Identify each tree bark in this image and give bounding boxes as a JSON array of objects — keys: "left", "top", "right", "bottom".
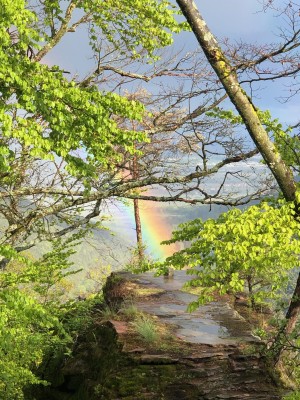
[
  {"left": 176, "top": 0, "right": 299, "bottom": 361},
  {"left": 285, "top": 273, "right": 300, "bottom": 333},
  {"left": 133, "top": 198, "right": 144, "bottom": 260},
  {"left": 176, "top": 0, "right": 296, "bottom": 202},
  {"left": 132, "top": 155, "right": 144, "bottom": 261},
  {"left": 271, "top": 272, "right": 300, "bottom": 364}
]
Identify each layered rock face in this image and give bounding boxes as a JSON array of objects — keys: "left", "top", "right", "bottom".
[{"left": 40, "top": 271, "right": 285, "bottom": 400}]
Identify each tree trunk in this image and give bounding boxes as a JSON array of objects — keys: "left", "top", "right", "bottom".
[
  {"left": 176, "top": 0, "right": 296, "bottom": 202},
  {"left": 132, "top": 154, "right": 144, "bottom": 261},
  {"left": 285, "top": 273, "right": 300, "bottom": 334},
  {"left": 271, "top": 273, "right": 300, "bottom": 364},
  {"left": 247, "top": 276, "right": 255, "bottom": 309},
  {"left": 176, "top": 0, "right": 300, "bottom": 362},
  {"left": 133, "top": 197, "right": 144, "bottom": 260}
]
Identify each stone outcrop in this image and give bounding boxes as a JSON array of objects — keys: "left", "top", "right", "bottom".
[{"left": 38, "top": 271, "right": 286, "bottom": 400}]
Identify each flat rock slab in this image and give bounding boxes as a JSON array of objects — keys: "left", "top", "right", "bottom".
[
  {"left": 103, "top": 270, "right": 285, "bottom": 399},
  {"left": 40, "top": 271, "right": 286, "bottom": 400},
  {"left": 133, "top": 271, "right": 257, "bottom": 345}
]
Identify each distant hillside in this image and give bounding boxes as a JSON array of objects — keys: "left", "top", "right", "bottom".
[{"left": 21, "top": 201, "right": 253, "bottom": 297}]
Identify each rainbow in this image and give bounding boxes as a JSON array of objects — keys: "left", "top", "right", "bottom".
[
  {"left": 125, "top": 200, "right": 182, "bottom": 260},
  {"left": 42, "top": 47, "right": 180, "bottom": 260}
]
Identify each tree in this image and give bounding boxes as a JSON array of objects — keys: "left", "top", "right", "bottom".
[
  {"left": 0, "top": 0, "right": 186, "bottom": 255},
  {"left": 162, "top": 201, "right": 300, "bottom": 310},
  {"left": 0, "top": 0, "right": 286, "bottom": 267},
  {"left": 4, "top": 1, "right": 299, "bottom": 264},
  {"left": 175, "top": 0, "right": 300, "bottom": 361},
  {"left": 3, "top": 1, "right": 268, "bottom": 395},
  {"left": 0, "top": 1, "right": 189, "bottom": 397},
  {"left": 0, "top": 41, "right": 266, "bottom": 264},
  {"left": 2, "top": 0, "right": 300, "bottom": 394}
]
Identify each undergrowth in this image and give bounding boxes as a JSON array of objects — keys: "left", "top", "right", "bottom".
[{"left": 132, "top": 316, "right": 159, "bottom": 343}]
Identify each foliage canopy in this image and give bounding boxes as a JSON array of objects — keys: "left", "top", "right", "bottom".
[
  {"left": 162, "top": 201, "right": 300, "bottom": 310},
  {"left": 1, "top": 0, "right": 185, "bottom": 177},
  {"left": 0, "top": 0, "right": 187, "bottom": 398}
]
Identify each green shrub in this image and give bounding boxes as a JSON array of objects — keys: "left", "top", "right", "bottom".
[
  {"left": 0, "top": 288, "right": 71, "bottom": 400},
  {"left": 99, "top": 306, "right": 119, "bottom": 321},
  {"left": 284, "top": 392, "right": 300, "bottom": 400}
]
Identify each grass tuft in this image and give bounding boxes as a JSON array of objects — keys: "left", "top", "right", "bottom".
[
  {"left": 133, "top": 316, "right": 159, "bottom": 342},
  {"left": 99, "top": 306, "right": 118, "bottom": 321},
  {"left": 121, "top": 303, "right": 139, "bottom": 319}
]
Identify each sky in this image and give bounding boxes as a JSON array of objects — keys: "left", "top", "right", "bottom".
[
  {"left": 183, "top": 1, "right": 299, "bottom": 124},
  {"left": 45, "top": 2, "right": 272, "bottom": 68},
  {"left": 45, "top": 0, "right": 298, "bottom": 124},
  {"left": 43, "top": 0, "right": 300, "bottom": 263},
  {"left": 199, "top": 0, "right": 273, "bottom": 39}
]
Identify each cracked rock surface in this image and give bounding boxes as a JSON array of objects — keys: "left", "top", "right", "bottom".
[{"left": 40, "top": 270, "right": 286, "bottom": 400}]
